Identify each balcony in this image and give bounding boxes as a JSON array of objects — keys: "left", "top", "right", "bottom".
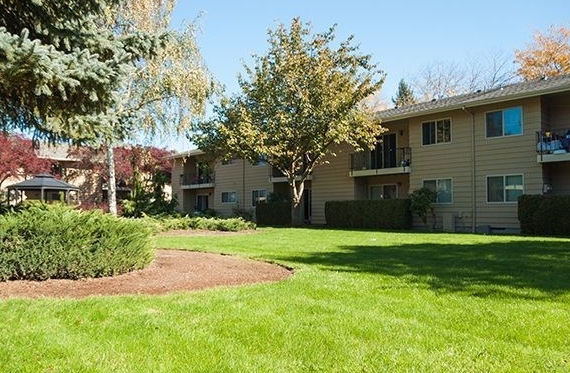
[
  {"left": 536, "top": 130, "right": 570, "bottom": 163},
  {"left": 180, "top": 173, "right": 215, "bottom": 189},
  {"left": 349, "top": 147, "right": 412, "bottom": 177}
]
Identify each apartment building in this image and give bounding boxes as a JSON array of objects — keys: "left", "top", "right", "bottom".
[{"left": 171, "top": 74, "right": 570, "bottom": 232}]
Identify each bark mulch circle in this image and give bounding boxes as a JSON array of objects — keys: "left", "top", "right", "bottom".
[{"left": 0, "top": 231, "right": 292, "bottom": 299}]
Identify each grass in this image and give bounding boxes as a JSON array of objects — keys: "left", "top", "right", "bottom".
[{"left": 1, "top": 228, "right": 570, "bottom": 372}]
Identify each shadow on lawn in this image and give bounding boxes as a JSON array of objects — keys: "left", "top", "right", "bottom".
[{"left": 276, "top": 239, "right": 570, "bottom": 299}]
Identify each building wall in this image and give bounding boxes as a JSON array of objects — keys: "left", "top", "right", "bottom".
[
  {"left": 311, "top": 143, "right": 356, "bottom": 224},
  {"left": 405, "top": 97, "right": 544, "bottom": 232}
]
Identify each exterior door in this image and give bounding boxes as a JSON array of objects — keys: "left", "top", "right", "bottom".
[{"left": 196, "top": 195, "right": 209, "bottom": 211}]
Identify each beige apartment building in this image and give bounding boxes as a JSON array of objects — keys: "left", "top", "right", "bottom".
[{"left": 171, "top": 74, "right": 570, "bottom": 233}]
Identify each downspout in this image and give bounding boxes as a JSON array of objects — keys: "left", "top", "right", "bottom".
[{"left": 462, "top": 107, "right": 477, "bottom": 233}]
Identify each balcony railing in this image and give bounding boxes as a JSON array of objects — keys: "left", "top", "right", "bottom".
[
  {"left": 180, "top": 173, "right": 215, "bottom": 188},
  {"left": 536, "top": 129, "right": 570, "bottom": 163},
  {"left": 349, "top": 147, "right": 412, "bottom": 176}
]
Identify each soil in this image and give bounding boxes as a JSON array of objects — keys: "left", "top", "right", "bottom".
[{"left": 0, "top": 230, "right": 293, "bottom": 299}]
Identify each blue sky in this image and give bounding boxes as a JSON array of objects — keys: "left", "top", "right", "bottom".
[{"left": 166, "top": 0, "right": 569, "bottom": 151}]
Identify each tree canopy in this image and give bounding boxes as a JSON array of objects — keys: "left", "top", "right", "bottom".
[
  {"left": 0, "top": 133, "right": 52, "bottom": 189},
  {"left": 191, "top": 17, "right": 385, "bottom": 224},
  {"left": 515, "top": 24, "right": 570, "bottom": 80},
  {"left": 0, "top": 0, "right": 162, "bottom": 143}
]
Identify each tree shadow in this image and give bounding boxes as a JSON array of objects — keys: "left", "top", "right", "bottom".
[{"left": 274, "top": 239, "right": 570, "bottom": 299}]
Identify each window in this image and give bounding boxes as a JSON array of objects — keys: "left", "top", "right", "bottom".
[
  {"left": 487, "top": 175, "right": 523, "bottom": 203},
  {"left": 486, "top": 107, "right": 522, "bottom": 138},
  {"left": 221, "top": 191, "right": 237, "bottom": 204},
  {"left": 369, "top": 185, "right": 398, "bottom": 200},
  {"left": 423, "top": 178, "right": 452, "bottom": 203},
  {"left": 422, "top": 119, "right": 451, "bottom": 145},
  {"left": 253, "top": 154, "right": 267, "bottom": 166},
  {"left": 251, "top": 189, "right": 267, "bottom": 206}
]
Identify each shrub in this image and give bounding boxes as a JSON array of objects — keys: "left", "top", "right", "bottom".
[
  {"left": 519, "top": 194, "right": 570, "bottom": 236},
  {"left": 0, "top": 203, "right": 153, "bottom": 281},
  {"left": 325, "top": 199, "right": 411, "bottom": 229},
  {"left": 142, "top": 215, "right": 256, "bottom": 234},
  {"left": 256, "top": 202, "right": 291, "bottom": 226}
]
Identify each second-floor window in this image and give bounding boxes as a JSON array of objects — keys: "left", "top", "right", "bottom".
[
  {"left": 423, "top": 178, "right": 452, "bottom": 204},
  {"left": 221, "top": 191, "right": 237, "bottom": 204},
  {"left": 486, "top": 107, "right": 523, "bottom": 138},
  {"left": 422, "top": 119, "right": 451, "bottom": 145}
]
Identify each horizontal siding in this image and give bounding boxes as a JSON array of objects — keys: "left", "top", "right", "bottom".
[
  {"left": 213, "top": 159, "right": 246, "bottom": 216},
  {"left": 311, "top": 144, "right": 356, "bottom": 224}
]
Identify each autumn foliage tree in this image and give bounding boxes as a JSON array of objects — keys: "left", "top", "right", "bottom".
[
  {"left": 192, "top": 18, "right": 385, "bottom": 225},
  {"left": 515, "top": 25, "right": 570, "bottom": 80},
  {"left": 0, "top": 133, "right": 52, "bottom": 190}
]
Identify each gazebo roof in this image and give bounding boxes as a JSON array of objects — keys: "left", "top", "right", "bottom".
[{"left": 7, "top": 174, "right": 79, "bottom": 191}]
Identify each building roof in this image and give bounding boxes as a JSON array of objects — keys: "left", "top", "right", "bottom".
[
  {"left": 7, "top": 174, "right": 79, "bottom": 191},
  {"left": 167, "top": 148, "right": 205, "bottom": 159},
  {"left": 377, "top": 74, "right": 570, "bottom": 122}
]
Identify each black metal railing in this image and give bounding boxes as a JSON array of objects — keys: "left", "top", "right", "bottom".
[
  {"left": 536, "top": 129, "right": 570, "bottom": 155},
  {"left": 180, "top": 173, "right": 215, "bottom": 186},
  {"left": 350, "top": 147, "right": 412, "bottom": 173}
]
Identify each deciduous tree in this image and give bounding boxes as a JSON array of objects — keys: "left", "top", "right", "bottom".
[
  {"left": 515, "top": 25, "right": 570, "bottom": 80},
  {"left": 100, "top": 0, "right": 214, "bottom": 214},
  {"left": 192, "top": 18, "right": 385, "bottom": 225},
  {"left": 0, "top": 134, "right": 52, "bottom": 190}
]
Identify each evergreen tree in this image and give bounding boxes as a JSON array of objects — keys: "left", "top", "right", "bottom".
[
  {"left": 0, "top": 0, "right": 161, "bottom": 143},
  {"left": 392, "top": 79, "right": 417, "bottom": 107}
]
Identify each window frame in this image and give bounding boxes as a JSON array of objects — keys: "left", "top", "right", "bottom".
[
  {"left": 221, "top": 191, "right": 237, "bottom": 204},
  {"left": 486, "top": 174, "right": 524, "bottom": 203},
  {"left": 423, "top": 178, "right": 453, "bottom": 204},
  {"left": 251, "top": 189, "right": 267, "bottom": 206},
  {"left": 369, "top": 184, "right": 398, "bottom": 200},
  {"left": 421, "top": 118, "right": 452, "bottom": 146},
  {"left": 485, "top": 106, "right": 523, "bottom": 139}
]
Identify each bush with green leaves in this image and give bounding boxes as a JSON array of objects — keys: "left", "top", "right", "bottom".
[
  {"left": 143, "top": 215, "right": 256, "bottom": 234},
  {"left": 519, "top": 194, "right": 570, "bottom": 236},
  {"left": 325, "top": 199, "right": 411, "bottom": 229},
  {"left": 0, "top": 203, "right": 153, "bottom": 281}
]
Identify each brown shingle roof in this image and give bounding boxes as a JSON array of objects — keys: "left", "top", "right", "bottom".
[{"left": 377, "top": 74, "right": 570, "bottom": 121}]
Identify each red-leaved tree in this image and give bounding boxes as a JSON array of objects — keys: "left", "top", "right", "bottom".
[{"left": 0, "top": 133, "right": 52, "bottom": 189}]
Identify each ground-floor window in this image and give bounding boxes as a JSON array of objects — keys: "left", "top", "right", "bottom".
[
  {"left": 369, "top": 184, "right": 398, "bottom": 200},
  {"left": 221, "top": 191, "right": 237, "bottom": 204},
  {"left": 423, "top": 178, "right": 452, "bottom": 203},
  {"left": 487, "top": 174, "right": 523, "bottom": 203},
  {"left": 251, "top": 189, "right": 267, "bottom": 206}
]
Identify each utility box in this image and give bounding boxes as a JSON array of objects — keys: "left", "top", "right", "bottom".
[{"left": 442, "top": 213, "right": 455, "bottom": 232}]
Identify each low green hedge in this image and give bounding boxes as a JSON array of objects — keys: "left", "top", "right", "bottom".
[
  {"left": 325, "top": 199, "right": 412, "bottom": 229},
  {"left": 0, "top": 203, "right": 153, "bottom": 281},
  {"left": 519, "top": 194, "right": 570, "bottom": 236},
  {"left": 256, "top": 202, "right": 291, "bottom": 226},
  {"left": 143, "top": 215, "right": 256, "bottom": 234}
]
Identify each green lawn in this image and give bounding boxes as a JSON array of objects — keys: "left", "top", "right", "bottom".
[{"left": 1, "top": 228, "right": 569, "bottom": 372}]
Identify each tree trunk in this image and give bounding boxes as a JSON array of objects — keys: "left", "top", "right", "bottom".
[
  {"left": 106, "top": 144, "right": 118, "bottom": 215},
  {"left": 289, "top": 179, "right": 305, "bottom": 226}
]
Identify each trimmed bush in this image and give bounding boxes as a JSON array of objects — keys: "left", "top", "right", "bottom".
[
  {"left": 143, "top": 215, "right": 256, "bottom": 234},
  {"left": 256, "top": 202, "right": 291, "bottom": 226},
  {"left": 325, "top": 199, "right": 412, "bottom": 229},
  {"left": 519, "top": 194, "right": 570, "bottom": 236},
  {"left": 0, "top": 203, "right": 153, "bottom": 281}
]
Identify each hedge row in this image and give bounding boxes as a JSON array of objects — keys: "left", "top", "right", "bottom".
[
  {"left": 0, "top": 203, "right": 153, "bottom": 281},
  {"left": 518, "top": 194, "right": 570, "bottom": 236},
  {"left": 256, "top": 202, "right": 291, "bottom": 226},
  {"left": 143, "top": 215, "right": 256, "bottom": 233},
  {"left": 325, "top": 199, "right": 412, "bottom": 229}
]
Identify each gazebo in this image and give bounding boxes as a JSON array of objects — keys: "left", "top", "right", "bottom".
[{"left": 7, "top": 174, "right": 79, "bottom": 204}]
